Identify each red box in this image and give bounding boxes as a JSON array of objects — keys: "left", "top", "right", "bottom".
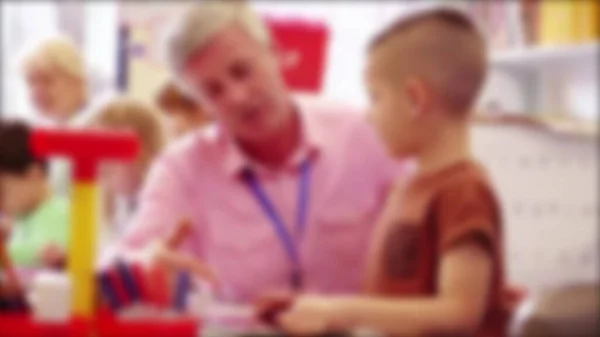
[{"left": 265, "top": 17, "right": 330, "bottom": 94}]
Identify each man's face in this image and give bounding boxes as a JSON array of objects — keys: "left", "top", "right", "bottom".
[
  {"left": 182, "top": 25, "right": 289, "bottom": 142},
  {"left": 0, "top": 168, "right": 41, "bottom": 216},
  {"left": 25, "top": 64, "right": 82, "bottom": 122}
]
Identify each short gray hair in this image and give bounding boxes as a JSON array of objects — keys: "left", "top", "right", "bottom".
[{"left": 165, "top": 1, "right": 271, "bottom": 75}]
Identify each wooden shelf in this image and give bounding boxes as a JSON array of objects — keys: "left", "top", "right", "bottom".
[
  {"left": 490, "top": 42, "right": 599, "bottom": 72},
  {"left": 474, "top": 113, "right": 598, "bottom": 140}
]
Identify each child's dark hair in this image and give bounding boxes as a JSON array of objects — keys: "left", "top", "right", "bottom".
[{"left": 0, "top": 120, "right": 48, "bottom": 175}]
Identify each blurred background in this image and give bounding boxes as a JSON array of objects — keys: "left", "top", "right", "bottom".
[{"left": 1, "top": 0, "right": 598, "bottom": 295}]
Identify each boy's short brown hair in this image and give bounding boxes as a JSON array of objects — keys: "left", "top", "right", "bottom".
[
  {"left": 369, "top": 8, "right": 487, "bottom": 115},
  {"left": 90, "top": 97, "right": 165, "bottom": 177},
  {"left": 0, "top": 120, "right": 48, "bottom": 175},
  {"left": 155, "top": 81, "right": 200, "bottom": 114}
]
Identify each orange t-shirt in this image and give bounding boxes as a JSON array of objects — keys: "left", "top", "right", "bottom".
[{"left": 366, "top": 160, "right": 508, "bottom": 337}]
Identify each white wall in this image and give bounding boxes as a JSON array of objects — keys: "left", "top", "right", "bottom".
[
  {"left": 480, "top": 61, "right": 598, "bottom": 120},
  {"left": 0, "top": 1, "right": 119, "bottom": 119},
  {"left": 252, "top": 1, "right": 411, "bottom": 110},
  {"left": 473, "top": 125, "right": 598, "bottom": 290},
  {"left": 1, "top": 2, "right": 60, "bottom": 120},
  {"left": 254, "top": 1, "right": 598, "bottom": 119},
  {"left": 5, "top": 1, "right": 594, "bottom": 120},
  {"left": 83, "top": 2, "right": 119, "bottom": 94}
]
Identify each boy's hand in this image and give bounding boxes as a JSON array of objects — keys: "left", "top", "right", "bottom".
[
  {"left": 39, "top": 243, "right": 65, "bottom": 269},
  {"left": 254, "top": 290, "right": 295, "bottom": 325},
  {"left": 278, "top": 296, "right": 340, "bottom": 335},
  {"left": 0, "top": 217, "right": 12, "bottom": 242},
  {"left": 0, "top": 271, "right": 22, "bottom": 298},
  {"left": 1, "top": 218, "right": 22, "bottom": 298}
]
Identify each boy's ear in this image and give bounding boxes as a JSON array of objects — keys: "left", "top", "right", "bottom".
[{"left": 405, "top": 77, "right": 431, "bottom": 118}]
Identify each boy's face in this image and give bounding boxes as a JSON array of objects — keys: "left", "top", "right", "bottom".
[
  {"left": 164, "top": 108, "right": 211, "bottom": 139},
  {"left": 366, "top": 48, "right": 445, "bottom": 159},
  {"left": 101, "top": 162, "right": 140, "bottom": 197},
  {"left": 0, "top": 167, "right": 43, "bottom": 216},
  {"left": 365, "top": 61, "right": 421, "bottom": 158},
  {"left": 97, "top": 126, "right": 143, "bottom": 197}
]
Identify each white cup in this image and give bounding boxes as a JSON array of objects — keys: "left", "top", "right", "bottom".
[
  {"left": 27, "top": 271, "right": 71, "bottom": 322},
  {"left": 186, "top": 284, "right": 213, "bottom": 317}
]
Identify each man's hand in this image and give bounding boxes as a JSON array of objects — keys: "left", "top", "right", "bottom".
[
  {"left": 98, "top": 219, "right": 219, "bottom": 311},
  {"left": 278, "top": 296, "right": 341, "bottom": 335},
  {"left": 143, "top": 219, "right": 219, "bottom": 286}
]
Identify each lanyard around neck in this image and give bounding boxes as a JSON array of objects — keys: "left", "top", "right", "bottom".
[{"left": 241, "top": 160, "right": 311, "bottom": 288}]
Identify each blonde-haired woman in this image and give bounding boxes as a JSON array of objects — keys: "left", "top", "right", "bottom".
[
  {"left": 22, "top": 35, "right": 113, "bottom": 197},
  {"left": 21, "top": 35, "right": 107, "bottom": 126},
  {"left": 90, "top": 97, "right": 166, "bottom": 243}
]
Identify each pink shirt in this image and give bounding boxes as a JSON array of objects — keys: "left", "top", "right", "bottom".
[{"left": 120, "top": 98, "right": 403, "bottom": 302}]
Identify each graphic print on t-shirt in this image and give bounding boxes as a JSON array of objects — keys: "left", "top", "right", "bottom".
[{"left": 382, "top": 221, "right": 424, "bottom": 279}]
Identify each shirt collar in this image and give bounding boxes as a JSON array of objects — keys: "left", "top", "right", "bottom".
[{"left": 221, "top": 97, "right": 326, "bottom": 178}]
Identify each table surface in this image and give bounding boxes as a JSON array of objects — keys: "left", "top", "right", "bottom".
[
  {"left": 1, "top": 281, "right": 379, "bottom": 337},
  {"left": 202, "top": 328, "right": 352, "bottom": 337}
]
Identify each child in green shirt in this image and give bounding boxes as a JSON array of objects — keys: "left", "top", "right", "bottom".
[{"left": 0, "top": 121, "right": 69, "bottom": 268}]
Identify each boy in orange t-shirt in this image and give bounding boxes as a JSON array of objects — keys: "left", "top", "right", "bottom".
[{"left": 272, "top": 7, "right": 508, "bottom": 337}]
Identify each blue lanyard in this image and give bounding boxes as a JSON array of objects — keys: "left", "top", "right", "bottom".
[{"left": 242, "top": 160, "right": 311, "bottom": 289}]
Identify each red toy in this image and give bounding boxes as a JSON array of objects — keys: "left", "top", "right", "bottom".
[{"left": 0, "top": 129, "right": 199, "bottom": 337}]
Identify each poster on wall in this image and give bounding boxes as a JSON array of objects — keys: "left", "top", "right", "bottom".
[
  {"left": 266, "top": 17, "right": 329, "bottom": 94},
  {"left": 118, "top": 4, "right": 330, "bottom": 102}
]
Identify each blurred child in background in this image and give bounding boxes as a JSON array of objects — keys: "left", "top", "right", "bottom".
[
  {"left": 21, "top": 35, "right": 115, "bottom": 198},
  {"left": 155, "top": 80, "right": 213, "bottom": 140},
  {"left": 273, "top": 7, "right": 508, "bottom": 337},
  {"left": 0, "top": 121, "right": 69, "bottom": 270},
  {"left": 1, "top": 214, "right": 28, "bottom": 312},
  {"left": 89, "top": 97, "right": 166, "bottom": 245},
  {"left": 21, "top": 36, "right": 89, "bottom": 126}
]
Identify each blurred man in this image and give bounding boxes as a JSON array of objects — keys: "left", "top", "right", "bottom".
[
  {"left": 0, "top": 121, "right": 68, "bottom": 269},
  {"left": 113, "top": 1, "right": 403, "bottom": 303}
]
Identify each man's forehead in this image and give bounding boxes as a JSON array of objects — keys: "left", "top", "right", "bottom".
[
  {"left": 26, "top": 61, "right": 56, "bottom": 76},
  {"left": 184, "top": 25, "right": 254, "bottom": 72}
]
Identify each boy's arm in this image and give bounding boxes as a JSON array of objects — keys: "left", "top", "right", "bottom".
[
  {"left": 32, "top": 203, "right": 69, "bottom": 268},
  {"left": 335, "top": 242, "right": 492, "bottom": 336},
  {"left": 281, "top": 180, "right": 499, "bottom": 336},
  {"left": 49, "top": 203, "right": 69, "bottom": 247},
  {"left": 1, "top": 223, "right": 23, "bottom": 296},
  {"left": 280, "top": 243, "right": 492, "bottom": 336},
  {"left": 6, "top": 233, "right": 39, "bottom": 266}
]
